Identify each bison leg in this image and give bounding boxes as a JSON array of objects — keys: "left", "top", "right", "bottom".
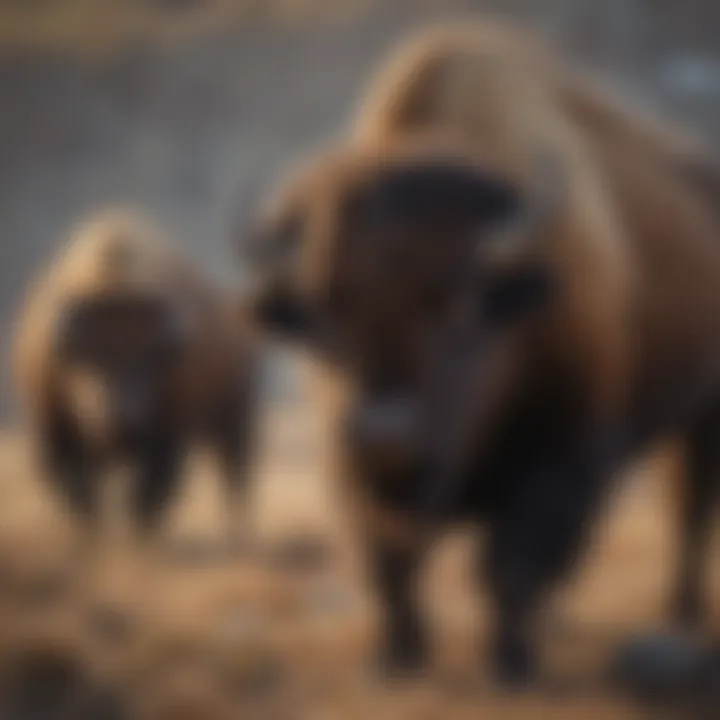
[
  {"left": 41, "top": 410, "right": 100, "bottom": 551},
  {"left": 367, "top": 538, "right": 427, "bottom": 678},
  {"left": 216, "top": 405, "right": 254, "bottom": 554},
  {"left": 131, "top": 433, "right": 182, "bottom": 546},
  {"left": 671, "top": 410, "right": 720, "bottom": 627},
  {"left": 484, "top": 468, "right": 602, "bottom": 687}
]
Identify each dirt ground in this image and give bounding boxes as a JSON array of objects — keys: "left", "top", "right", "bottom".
[{"left": 0, "top": 401, "right": 717, "bottom": 719}]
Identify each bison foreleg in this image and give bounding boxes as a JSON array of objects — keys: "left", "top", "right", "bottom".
[
  {"left": 132, "top": 433, "right": 183, "bottom": 546},
  {"left": 41, "top": 410, "right": 99, "bottom": 544},
  {"left": 484, "top": 465, "right": 603, "bottom": 686},
  {"left": 367, "top": 537, "right": 428, "bottom": 678},
  {"left": 215, "top": 386, "right": 256, "bottom": 554},
  {"left": 671, "top": 407, "right": 720, "bottom": 628}
]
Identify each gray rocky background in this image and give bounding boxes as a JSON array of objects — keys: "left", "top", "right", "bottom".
[{"left": 2, "top": 0, "right": 719, "bottom": 415}]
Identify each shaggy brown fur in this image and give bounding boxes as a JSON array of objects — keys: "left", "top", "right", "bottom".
[
  {"left": 13, "top": 209, "right": 257, "bottom": 551},
  {"left": 247, "top": 20, "right": 720, "bottom": 684}
]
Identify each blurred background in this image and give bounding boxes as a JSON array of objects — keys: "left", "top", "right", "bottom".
[
  {"left": 0, "top": 2, "right": 718, "bottom": 718},
  {"left": 3, "top": 0, "right": 720, "bottom": 415}
]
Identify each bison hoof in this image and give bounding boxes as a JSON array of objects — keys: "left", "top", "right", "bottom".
[
  {"left": 671, "top": 588, "right": 703, "bottom": 629},
  {"left": 374, "top": 637, "right": 428, "bottom": 681},
  {"left": 492, "top": 636, "right": 536, "bottom": 690}
]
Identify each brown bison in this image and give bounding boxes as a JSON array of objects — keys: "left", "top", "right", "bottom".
[
  {"left": 244, "top": 21, "right": 720, "bottom": 685},
  {"left": 13, "top": 209, "right": 257, "bottom": 555}
]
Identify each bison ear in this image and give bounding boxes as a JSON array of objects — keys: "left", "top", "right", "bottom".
[
  {"left": 355, "top": 160, "right": 521, "bottom": 228},
  {"left": 483, "top": 264, "right": 556, "bottom": 326},
  {"left": 238, "top": 207, "right": 314, "bottom": 341},
  {"left": 251, "top": 280, "right": 316, "bottom": 342}
]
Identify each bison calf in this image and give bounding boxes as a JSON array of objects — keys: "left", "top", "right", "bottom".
[{"left": 13, "top": 209, "right": 257, "bottom": 556}]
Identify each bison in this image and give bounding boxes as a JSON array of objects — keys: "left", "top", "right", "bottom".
[
  {"left": 13, "top": 209, "right": 258, "bottom": 558},
  {"left": 243, "top": 21, "right": 720, "bottom": 685}
]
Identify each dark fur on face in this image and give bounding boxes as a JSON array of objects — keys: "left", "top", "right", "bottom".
[
  {"left": 54, "top": 292, "right": 191, "bottom": 439},
  {"left": 347, "top": 158, "right": 521, "bottom": 230},
  {"left": 250, "top": 152, "right": 557, "bottom": 491},
  {"left": 56, "top": 293, "right": 188, "bottom": 368}
]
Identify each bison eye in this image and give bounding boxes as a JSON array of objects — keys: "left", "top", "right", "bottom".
[
  {"left": 421, "top": 279, "right": 456, "bottom": 316},
  {"left": 326, "top": 281, "right": 353, "bottom": 319},
  {"left": 253, "top": 282, "right": 317, "bottom": 344},
  {"left": 483, "top": 265, "right": 556, "bottom": 326}
]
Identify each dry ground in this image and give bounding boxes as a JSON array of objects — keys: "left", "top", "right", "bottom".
[{"left": 0, "top": 401, "right": 717, "bottom": 719}]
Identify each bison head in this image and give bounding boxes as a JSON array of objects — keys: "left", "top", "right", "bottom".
[
  {"left": 53, "top": 291, "right": 194, "bottom": 441},
  {"left": 243, "top": 145, "right": 563, "bottom": 516}
]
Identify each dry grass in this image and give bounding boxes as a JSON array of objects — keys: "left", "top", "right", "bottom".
[{"left": 0, "top": 404, "right": 716, "bottom": 718}]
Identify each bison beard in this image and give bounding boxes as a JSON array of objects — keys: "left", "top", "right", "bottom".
[{"left": 415, "top": 262, "right": 556, "bottom": 520}]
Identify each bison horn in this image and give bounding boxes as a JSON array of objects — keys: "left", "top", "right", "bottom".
[{"left": 483, "top": 150, "right": 565, "bottom": 259}]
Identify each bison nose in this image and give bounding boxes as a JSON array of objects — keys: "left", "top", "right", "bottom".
[
  {"left": 112, "top": 382, "right": 153, "bottom": 438},
  {"left": 347, "top": 397, "right": 418, "bottom": 471}
]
